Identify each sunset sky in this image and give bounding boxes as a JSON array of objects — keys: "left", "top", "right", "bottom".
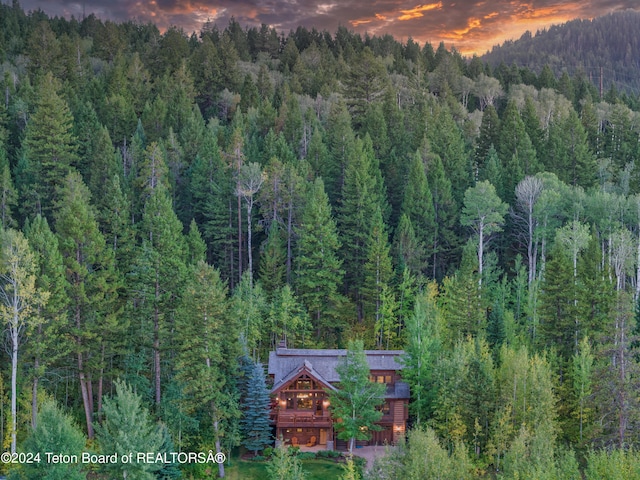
[{"left": 18, "top": 0, "right": 640, "bottom": 55}]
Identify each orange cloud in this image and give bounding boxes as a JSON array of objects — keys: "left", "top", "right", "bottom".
[
  {"left": 351, "top": 18, "right": 372, "bottom": 27},
  {"left": 398, "top": 2, "right": 443, "bottom": 21}
]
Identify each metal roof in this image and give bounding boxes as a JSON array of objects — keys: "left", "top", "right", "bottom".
[{"left": 268, "top": 347, "right": 406, "bottom": 391}]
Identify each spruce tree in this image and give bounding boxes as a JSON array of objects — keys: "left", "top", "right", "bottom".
[
  {"left": 425, "top": 150, "right": 457, "bottom": 280},
  {"left": 241, "top": 361, "right": 272, "bottom": 456},
  {"left": 427, "top": 104, "right": 470, "bottom": 204},
  {"left": 538, "top": 241, "right": 580, "bottom": 361}
]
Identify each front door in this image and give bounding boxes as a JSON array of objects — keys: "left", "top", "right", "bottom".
[{"left": 319, "top": 428, "right": 327, "bottom": 445}]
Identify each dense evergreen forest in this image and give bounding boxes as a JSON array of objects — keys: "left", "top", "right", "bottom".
[
  {"left": 2, "top": 1, "right": 640, "bottom": 477},
  {"left": 483, "top": 10, "right": 640, "bottom": 96}
]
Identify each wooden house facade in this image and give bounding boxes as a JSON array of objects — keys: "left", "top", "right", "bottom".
[{"left": 267, "top": 346, "right": 410, "bottom": 449}]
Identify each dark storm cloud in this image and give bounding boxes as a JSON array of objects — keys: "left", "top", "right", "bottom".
[{"left": 19, "top": 0, "right": 640, "bottom": 54}]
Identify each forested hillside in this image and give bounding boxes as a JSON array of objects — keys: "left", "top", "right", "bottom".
[
  {"left": 2, "top": 1, "right": 640, "bottom": 478},
  {"left": 483, "top": 10, "right": 640, "bottom": 96}
]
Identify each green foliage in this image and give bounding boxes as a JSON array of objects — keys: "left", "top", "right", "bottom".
[
  {"left": 586, "top": 448, "right": 640, "bottom": 480},
  {"left": 402, "top": 427, "right": 473, "bottom": 480},
  {"left": 10, "top": 400, "right": 86, "bottom": 480},
  {"left": 241, "top": 361, "right": 272, "bottom": 455},
  {"left": 296, "top": 178, "right": 344, "bottom": 342},
  {"left": 266, "top": 442, "right": 306, "bottom": 480},
  {"left": 329, "top": 339, "right": 385, "bottom": 453},
  {"left": 95, "top": 380, "right": 163, "bottom": 480},
  {"left": 20, "top": 73, "right": 77, "bottom": 219}
]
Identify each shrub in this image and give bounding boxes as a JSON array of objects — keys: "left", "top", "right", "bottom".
[
  {"left": 263, "top": 447, "right": 274, "bottom": 458},
  {"left": 298, "top": 452, "right": 317, "bottom": 460}
]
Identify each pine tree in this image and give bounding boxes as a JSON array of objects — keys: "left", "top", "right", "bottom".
[
  {"left": 393, "top": 213, "right": 426, "bottom": 275},
  {"left": 474, "top": 104, "right": 500, "bottom": 177},
  {"left": 339, "top": 137, "right": 384, "bottom": 313},
  {"left": 402, "top": 284, "right": 442, "bottom": 425},
  {"left": 241, "top": 361, "right": 272, "bottom": 456},
  {"left": 401, "top": 150, "right": 435, "bottom": 277},
  {"left": 362, "top": 207, "right": 394, "bottom": 343},
  {"left": 538, "top": 241, "right": 580, "bottom": 361},
  {"left": 55, "top": 171, "right": 121, "bottom": 438},
  {"left": 17, "top": 400, "right": 86, "bottom": 480},
  {"left": 189, "top": 125, "right": 235, "bottom": 280},
  {"left": 427, "top": 104, "right": 470, "bottom": 204},
  {"left": 498, "top": 100, "right": 537, "bottom": 203},
  {"left": 133, "top": 185, "right": 187, "bottom": 408},
  {"left": 0, "top": 153, "right": 16, "bottom": 228},
  {"left": 95, "top": 380, "right": 163, "bottom": 480},
  {"left": 296, "top": 178, "right": 344, "bottom": 341},
  {"left": 259, "top": 223, "right": 287, "bottom": 296},
  {"left": 425, "top": 145, "right": 457, "bottom": 279},
  {"left": 545, "top": 110, "right": 596, "bottom": 188},
  {"left": 21, "top": 72, "right": 78, "bottom": 219},
  {"left": 23, "top": 215, "right": 69, "bottom": 429},
  {"left": 176, "top": 260, "right": 239, "bottom": 478},
  {"left": 325, "top": 101, "right": 356, "bottom": 204}
]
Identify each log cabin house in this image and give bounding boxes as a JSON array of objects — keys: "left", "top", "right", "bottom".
[{"left": 267, "top": 345, "right": 410, "bottom": 450}]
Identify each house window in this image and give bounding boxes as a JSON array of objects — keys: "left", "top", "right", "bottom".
[{"left": 296, "top": 393, "right": 313, "bottom": 410}]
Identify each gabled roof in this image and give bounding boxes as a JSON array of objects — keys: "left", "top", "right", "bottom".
[
  {"left": 268, "top": 348, "right": 405, "bottom": 389},
  {"left": 271, "top": 359, "right": 338, "bottom": 393}
]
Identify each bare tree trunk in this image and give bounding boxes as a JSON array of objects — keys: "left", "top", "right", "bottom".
[
  {"left": 98, "top": 343, "right": 105, "bottom": 413},
  {"left": 154, "top": 276, "right": 161, "bottom": 406},
  {"left": 237, "top": 195, "right": 243, "bottom": 282},
  {"left": 214, "top": 417, "right": 225, "bottom": 478},
  {"left": 11, "top": 327, "right": 18, "bottom": 454},
  {"left": 31, "top": 357, "right": 39, "bottom": 429},
  {"left": 247, "top": 199, "right": 253, "bottom": 286}
]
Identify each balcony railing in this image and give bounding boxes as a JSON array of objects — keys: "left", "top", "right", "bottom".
[{"left": 276, "top": 412, "right": 332, "bottom": 427}]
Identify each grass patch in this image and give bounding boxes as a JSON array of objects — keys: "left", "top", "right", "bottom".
[{"left": 224, "top": 458, "right": 345, "bottom": 480}]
